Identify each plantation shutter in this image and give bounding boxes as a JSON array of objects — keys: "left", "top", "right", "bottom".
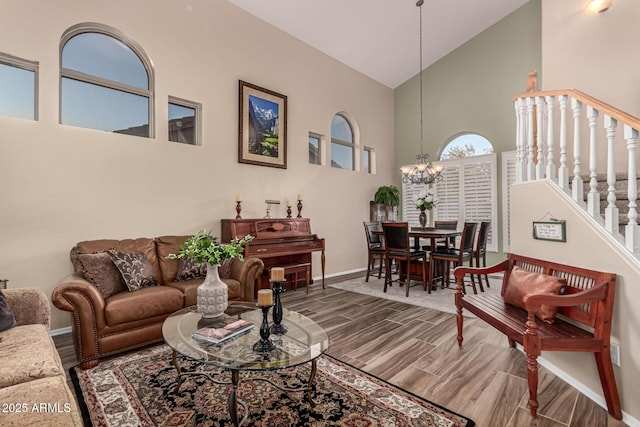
[
  {"left": 402, "top": 182, "right": 427, "bottom": 227},
  {"left": 433, "top": 165, "right": 461, "bottom": 223},
  {"left": 502, "top": 151, "right": 517, "bottom": 252}
]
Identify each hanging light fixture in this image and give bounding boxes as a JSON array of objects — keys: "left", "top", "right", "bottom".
[{"left": 401, "top": 0, "right": 443, "bottom": 186}]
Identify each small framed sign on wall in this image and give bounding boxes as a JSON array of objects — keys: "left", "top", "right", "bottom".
[{"left": 532, "top": 221, "right": 566, "bottom": 242}]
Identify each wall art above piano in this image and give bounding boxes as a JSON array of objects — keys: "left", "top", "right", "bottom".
[{"left": 238, "top": 80, "right": 287, "bottom": 169}]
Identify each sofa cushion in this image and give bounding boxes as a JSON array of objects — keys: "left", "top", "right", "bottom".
[
  {"left": 155, "top": 235, "right": 190, "bottom": 284},
  {"left": 503, "top": 266, "right": 566, "bottom": 324},
  {"left": 0, "top": 324, "right": 63, "bottom": 388},
  {"left": 104, "top": 285, "right": 184, "bottom": 326},
  {"left": 0, "top": 376, "right": 83, "bottom": 426},
  {"left": 77, "top": 252, "right": 125, "bottom": 299},
  {"left": 108, "top": 250, "right": 158, "bottom": 292},
  {"left": 0, "top": 290, "right": 16, "bottom": 332},
  {"left": 167, "top": 277, "right": 242, "bottom": 307},
  {"left": 176, "top": 257, "right": 207, "bottom": 281}
]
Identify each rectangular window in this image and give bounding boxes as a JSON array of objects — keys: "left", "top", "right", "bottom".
[
  {"left": 0, "top": 53, "right": 38, "bottom": 120},
  {"left": 169, "top": 97, "right": 201, "bottom": 145},
  {"left": 363, "top": 147, "right": 373, "bottom": 173},
  {"left": 331, "top": 142, "right": 354, "bottom": 170},
  {"left": 309, "top": 133, "right": 321, "bottom": 165}
]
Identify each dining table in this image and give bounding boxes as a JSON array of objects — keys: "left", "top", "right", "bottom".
[{"left": 373, "top": 226, "right": 462, "bottom": 290}]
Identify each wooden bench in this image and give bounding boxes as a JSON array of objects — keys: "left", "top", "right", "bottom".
[
  {"left": 453, "top": 253, "right": 622, "bottom": 420},
  {"left": 269, "top": 263, "right": 312, "bottom": 294}
]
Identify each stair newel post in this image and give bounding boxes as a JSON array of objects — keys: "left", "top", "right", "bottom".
[
  {"left": 604, "top": 115, "right": 619, "bottom": 234},
  {"left": 558, "top": 95, "right": 569, "bottom": 190},
  {"left": 571, "top": 98, "right": 584, "bottom": 202},
  {"left": 515, "top": 98, "right": 527, "bottom": 183},
  {"left": 545, "top": 96, "right": 557, "bottom": 182},
  {"left": 526, "top": 97, "right": 536, "bottom": 181},
  {"left": 535, "top": 96, "right": 546, "bottom": 180},
  {"left": 587, "top": 106, "right": 600, "bottom": 218},
  {"left": 624, "top": 125, "right": 640, "bottom": 253}
]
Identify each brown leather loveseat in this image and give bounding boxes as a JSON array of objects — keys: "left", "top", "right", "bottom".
[{"left": 52, "top": 235, "right": 264, "bottom": 369}]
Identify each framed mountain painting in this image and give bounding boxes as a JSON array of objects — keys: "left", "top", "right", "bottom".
[{"left": 238, "top": 80, "right": 287, "bottom": 169}]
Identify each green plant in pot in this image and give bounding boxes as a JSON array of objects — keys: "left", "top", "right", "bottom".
[
  {"left": 168, "top": 230, "right": 253, "bottom": 318},
  {"left": 373, "top": 185, "right": 400, "bottom": 221}
]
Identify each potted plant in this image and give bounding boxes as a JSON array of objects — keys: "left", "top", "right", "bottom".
[
  {"left": 372, "top": 185, "right": 400, "bottom": 221},
  {"left": 169, "top": 230, "right": 253, "bottom": 318}
]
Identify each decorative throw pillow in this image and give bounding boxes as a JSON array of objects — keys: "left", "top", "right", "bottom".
[
  {"left": 219, "top": 259, "right": 233, "bottom": 279},
  {"left": 107, "top": 250, "right": 157, "bottom": 292},
  {"left": 77, "top": 252, "right": 126, "bottom": 299},
  {"left": 503, "top": 265, "right": 566, "bottom": 324},
  {"left": 175, "top": 258, "right": 207, "bottom": 281},
  {"left": 0, "top": 290, "right": 17, "bottom": 332}
]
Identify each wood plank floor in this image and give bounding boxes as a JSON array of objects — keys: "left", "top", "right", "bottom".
[{"left": 53, "top": 275, "right": 626, "bottom": 426}]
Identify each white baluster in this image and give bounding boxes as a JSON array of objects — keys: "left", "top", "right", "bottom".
[
  {"left": 624, "top": 125, "right": 640, "bottom": 253},
  {"left": 545, "top": 95, "right": 556, "bottom": 181},
  {"left": 535, "top": 96, "right": 545, "bottom": 179},
  {"left": 515, "top": 99, "right": 523, "bottom": 183},
  {"left": 587, "top": 106, "right": 599, "bottom": 217},
  {"left": 604, "top": 115, "right": 618, "bottom": 234},
  {"left": 526, "top": 97, "right": 535, "bottom": 181},
  {"left": 571, "top": 98, "right": 583, "bottom": 202},
  {"left": 517, "top": 98, "right": 528, "bottom": 183},
  {"left": 558, "top": 95, "right": 569, "bottom": 190}
]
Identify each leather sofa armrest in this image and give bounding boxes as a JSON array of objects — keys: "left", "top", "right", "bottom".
[
  {"left": 229, "top": 257, "right": 264, "bottom": 303},
  {"left": 4, "top": 288, "right": 51, "bottom": 328},
  {"left": 51, "top": 273, "right": 107, "bottom": 332}
]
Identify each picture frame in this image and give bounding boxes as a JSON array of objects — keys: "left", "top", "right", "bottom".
[
  {"left": 532, "top": 221, "right": 566, "bottom": 242},
  {"left": 238, "top": 80, "right": 287, "bottom": 169}
]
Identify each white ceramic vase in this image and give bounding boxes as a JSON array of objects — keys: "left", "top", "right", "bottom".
[{"left": 197, "top": 263, "right": 228, "bottom": 318}]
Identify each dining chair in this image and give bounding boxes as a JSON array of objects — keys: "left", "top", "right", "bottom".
[
  {"left": 381, "top": 222, "right": 429, "bottom": 296},
  {"left": 429, "top": 221, "right": 478, "bottom": 293},
  {"left": 434, "top": 220, "right": 458, "bottom": 249},
  {"left": 471, "top": 221, "right": 491, "bottom": 291},
  {"left": 363, "top": 221, "right": 385, "bottom": 282}
]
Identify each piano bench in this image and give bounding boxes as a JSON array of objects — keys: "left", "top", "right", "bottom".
[{"left": 272, "top": 263, "right": 312, "bottom": 294}]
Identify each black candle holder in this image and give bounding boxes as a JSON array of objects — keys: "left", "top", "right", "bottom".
[
  {"left": 270, "top": 280, "right": 288, "bottom": 335},
  {"left": 297, "top": 200, "right": 303, "bottom": 218},
  {"left": 235, "top": 201, "right": 242, "bottom": 219},
  {"left": 253, "top": 305, "right": 275, "bottom": 352}
]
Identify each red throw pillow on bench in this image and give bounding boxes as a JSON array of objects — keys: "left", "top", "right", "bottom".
[{"left": 503, "top": 266, "right": 566, "bottom": 324}]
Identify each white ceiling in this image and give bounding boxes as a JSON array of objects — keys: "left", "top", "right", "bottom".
[{"left": 227, "top": 0, "right": 530, "bottom": 88}]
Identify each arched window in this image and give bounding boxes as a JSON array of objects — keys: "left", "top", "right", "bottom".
[
  {"left": 440, "top": 133, "right": 493, "bottom": 160},
  {"left": 60, "top": 23, "right": 154, "bottom": 137},
  {"left": 330, "top": 114, "right": 355, "bottom": 170}
]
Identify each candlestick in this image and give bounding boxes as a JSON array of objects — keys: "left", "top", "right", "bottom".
[
  {"left": 257, "top": 289, "right": 273, "bottom": 306},
  {"left": 297, "top": 194, "right": 303, "bottom": 201},
  {"left": 235, "top": 194, "right": 242, "bottom": 202},
  {"left": 235, "top": 201, "right": 242, "bottom": 219},
  {"left": 286, "top": 206, "right": 292, "bottom": 218},
  {"left": 270, "top": 279, "right": 288, "bottom": 335},
  {"left": 286, "top": 200, "right": 292, "bottom": 207},
  {"left": 297, "top": 200, "right": 303, "bottom": 219},
  {"left": 253, "top": 305, "right": 275, "bottom": 352},
  {"left": 271, "top": 267, "right": 285, "bottom": 282}
]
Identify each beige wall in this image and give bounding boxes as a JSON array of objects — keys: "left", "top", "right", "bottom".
[
  {"left": 511, "top": 181, "right": 640, "bottom": 421},
  {"left": 0, "top": 0, "right": 395, "bottom": 329}
]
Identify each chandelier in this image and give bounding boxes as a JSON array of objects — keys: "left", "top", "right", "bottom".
[{"left": 401, "top": 0, "right": 443, "bottom": 186}]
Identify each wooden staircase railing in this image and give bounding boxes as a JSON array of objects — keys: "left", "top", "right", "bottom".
[{"left": 513, "top": 76, "right": 640, "bottom": 255}]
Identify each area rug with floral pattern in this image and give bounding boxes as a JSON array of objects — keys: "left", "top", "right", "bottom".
[{"left": 71, "top": 344, "right": 474, "bottom": 426}]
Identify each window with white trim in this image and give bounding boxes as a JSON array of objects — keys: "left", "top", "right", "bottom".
[
  {"left": 330, "top": 114, "right": 354, "bottom": 170},
  {"left": 60, "top": 24, "right": 154, "bottom": 137},
  {"left": 0, "top": 52, "right": 38, "bottom": 120},
  {"left": 502, "top": 151, "right": 517, "bottom": 252},
  {"left": 403, "top": 153, "right": 499, "bottom": 252},
  {"left": 168, "top": 97, "right": 200, "bottom": 145},
  {"left": 309, "top": 132, "right": 322, "bottom": 165}
]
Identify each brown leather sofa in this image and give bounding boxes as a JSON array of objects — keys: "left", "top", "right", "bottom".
[{"left": 52, "top": 235, "right": 264, "bottom": 369}]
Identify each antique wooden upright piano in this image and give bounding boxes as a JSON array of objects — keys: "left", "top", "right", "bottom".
[{"left": 221, "top": 218, "right": 325, "bottom": 293}]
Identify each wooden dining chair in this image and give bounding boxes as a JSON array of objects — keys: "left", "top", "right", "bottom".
[
  {"left": 471, "top": 221, "right": 491, "bottom": 291},
  {"left": 429, "top": 221, "right": 478, "bottom": 293},
  {"left": 363, "top": 221, "right": 385, "bottom": 282},
  {"left": 381, "top": 222, "right": 429, "bottom": 296}
]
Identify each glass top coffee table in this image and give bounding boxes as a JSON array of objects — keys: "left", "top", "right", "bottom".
[{"left": 162, "top": 303, "right": 330, "bottom": 426}]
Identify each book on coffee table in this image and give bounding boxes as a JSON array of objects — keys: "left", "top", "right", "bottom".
[{"left": 192, "top": 319, "right": 254, "bottom": 344}]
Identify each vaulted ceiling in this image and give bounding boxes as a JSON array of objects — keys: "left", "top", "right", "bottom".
[{"left": 228, "top": 0, "right": 530, "bottom": 88}]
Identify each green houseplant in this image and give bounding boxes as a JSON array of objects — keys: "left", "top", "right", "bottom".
[
  {"left": 169, "top": 230, "right": 253, "bottom": 318},
  {"left": 372, "top": 185, "right": 401, "bottom": 221}
]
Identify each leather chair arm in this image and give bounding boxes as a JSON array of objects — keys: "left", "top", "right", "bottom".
[
  {"left": 229, "top": 257, "right": 264, "bottom": 302},
  {"left": 51, "top": 273, "right": 107, "bottom": 332},
  {"left": 4, "top": 288, "right": 51, "bottom": 328}
]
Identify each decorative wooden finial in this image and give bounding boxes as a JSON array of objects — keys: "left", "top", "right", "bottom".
[{"left": 526, "top": 70, "right": 538, "bottom": 92}]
